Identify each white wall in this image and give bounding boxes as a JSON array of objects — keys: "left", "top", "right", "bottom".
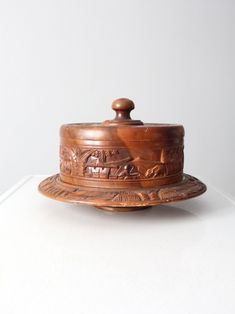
[{"left": 0, "top": 0, "right": 234, "bottom": 196}]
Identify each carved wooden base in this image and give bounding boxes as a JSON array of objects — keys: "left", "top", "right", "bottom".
[{"left": 38, "top": 174, "right": 206, "bottom": 211}]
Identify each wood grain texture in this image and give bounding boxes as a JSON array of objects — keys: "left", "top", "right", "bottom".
[
  {"left": 39, "top": 98, "right": 206, "bottom": 211},
  {"left": 39, "top": 174, "right": 206, "bottom": 211}
]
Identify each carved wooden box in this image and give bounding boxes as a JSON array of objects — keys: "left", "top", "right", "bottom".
[{"left": 39, "top": 98, "right": 206, "bottom": 211}]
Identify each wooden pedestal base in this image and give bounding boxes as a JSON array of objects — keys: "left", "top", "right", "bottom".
[{"left": 95, "top": 205, "right": 152, "bottom": 212}]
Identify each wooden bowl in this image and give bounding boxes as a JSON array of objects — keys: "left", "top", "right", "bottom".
[{"left": 38, "top": 98, "right": 206, "bottom": 211}]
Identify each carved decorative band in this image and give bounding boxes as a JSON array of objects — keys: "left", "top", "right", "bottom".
[
  {"left": 59, "top": 145, "right": 184, "bottom": 186},
  {"left": 39, "top": 174, "right": 206, "bottom": 206}
]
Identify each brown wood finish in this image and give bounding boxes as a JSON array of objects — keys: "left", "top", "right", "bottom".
[{"left": 39, "top": 98, "right": 206, "bottom": 211}]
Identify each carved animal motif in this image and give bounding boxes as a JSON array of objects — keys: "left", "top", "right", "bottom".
[{"left": 60, "top": 146, "right": 184, "bottom": 180}]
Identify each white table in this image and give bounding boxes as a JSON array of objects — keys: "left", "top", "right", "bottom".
[{"left": 0, "top": 176, "right": 235, "bottom": 314}]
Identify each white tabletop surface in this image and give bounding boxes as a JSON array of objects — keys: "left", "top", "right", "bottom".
[{"left": 0, "top": 176, "right": 235, "bottom": 314}]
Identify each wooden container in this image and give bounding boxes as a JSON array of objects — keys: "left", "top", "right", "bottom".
[{"left": 39, "top": 98, "right": 206, "bottom": 211}]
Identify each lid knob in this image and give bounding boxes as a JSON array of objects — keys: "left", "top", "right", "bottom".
[
  {"left": 103, "top": 98, "right": 143, "bottom": 126},
  {"left": 112, "top": 98, "right": 135, "bottom": 121}
]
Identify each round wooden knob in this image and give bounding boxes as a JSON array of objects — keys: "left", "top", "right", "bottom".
[
  {"left": 102, "top": 98, "right": 143, "bottom": 125},
  {"left": 112, "top": 98, "right": 135, "bottom": 121}
]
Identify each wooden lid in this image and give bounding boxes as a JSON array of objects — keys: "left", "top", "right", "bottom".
[
  {"left": 60, "top": 98, "right": 184, "bottom": 143},
  {"left": 58, "top": 98, "right": 184, "bottom": 190}
]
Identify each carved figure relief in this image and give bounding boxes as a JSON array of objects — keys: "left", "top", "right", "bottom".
[{"left": 60, "top": 145, "right": 184, "bottom": 180}]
